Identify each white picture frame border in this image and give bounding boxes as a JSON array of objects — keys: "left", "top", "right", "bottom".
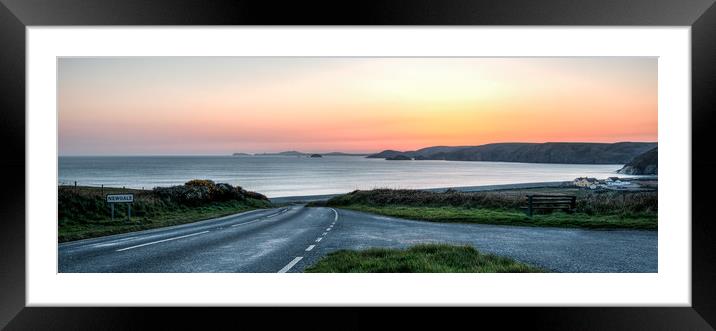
[{"left": 27, "top": 26, "right": 689, "bottom": 306}]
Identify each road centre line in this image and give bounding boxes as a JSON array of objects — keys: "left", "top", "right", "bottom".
[
  {"left": 115, "top": 231, "right": 210, "bottom": 252},
  {"left": 315, "top": 237, "right": 323, "bottom": 242},
  {"left": 331, "top": 208, "right": 339, "bottom": 222},
  {"left": 322, "top": 232, "right": 328, "bottom": 236},
  {"left": 305, "top": 245, "right": 315, "bottom": 251},
  {"left": 278, "top": 256, "right": 303, "bottom": 273},
  {"left": 326, "top": 228, "right": 331, "bottom": 231}
]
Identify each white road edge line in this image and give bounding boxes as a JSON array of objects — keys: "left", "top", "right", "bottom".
[
  {"left": 265, "top": 209, "right": 285, "bottom": 218},
  {"left": 278, "top": 256, "right": 303, "bottom": 273},
  {"left": 115, "top": 231, "right": 210, "bottom": 252},
  {"left": 230, "top": 209, "right": 284, "bottom": 227},
  {"left": 89, "top": 233, "right": 167, "bottom": 248},
  {"left": 315, "top": 237, "right": 323, "bottom": 242},
  {"left": 59, "top": 208, "right": 272, "bottom": 249},
  {"left": 305, "top": 245, "right": 315, "bottom": 251},
  {"left": 231, "top": 218, "right": 264, "bottom": 227}
]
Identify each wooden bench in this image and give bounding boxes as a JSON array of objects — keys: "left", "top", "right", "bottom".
[{"left": 523, "top": 194, "right": 576, "bottom": 217}]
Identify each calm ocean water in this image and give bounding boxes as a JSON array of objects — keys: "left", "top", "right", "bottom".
[{"left": 58, "top": 156, "right": 638, "bottom": 198}]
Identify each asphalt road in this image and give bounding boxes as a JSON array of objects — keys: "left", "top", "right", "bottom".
[{"left": 59, "top": 205, "right": 657, "bottom": 273}]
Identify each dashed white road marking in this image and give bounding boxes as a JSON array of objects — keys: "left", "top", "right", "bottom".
[
  {"left": 322, "top": 232, "right": 328, "bottom": 236},
  {"left": 305, "top": 245, "right": 315, "bottom": 251},
  {"left": 278, "top": 256, "right": 303, "bottom": 273},
  {"left": 331, "top": 208, "right": 339, "bottom": 222},
  {"left": 315, "top": 237, "right": 323, "bottom": 242},
  {"left": 115, "top": 231, "right": 209, "bottom": 252},
  {"left": 326, "top": 228, "right": 331, "bottom": 231}
]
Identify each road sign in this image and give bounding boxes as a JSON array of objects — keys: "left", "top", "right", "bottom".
[
  {"left": 106, "top": 194, "right": 134, "bottom": 221},
  {"left": 107, "top": 194, "right": 134, "bottom": 203}
]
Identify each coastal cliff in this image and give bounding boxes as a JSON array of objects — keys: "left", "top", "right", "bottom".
[
  {"left": 617, "top": 147, "right": 657, "bottom": 175},
  {"left": 368, "top": 142, "right": 657, "bottom": 164}
]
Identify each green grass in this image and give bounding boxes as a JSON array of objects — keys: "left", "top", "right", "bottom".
[
  {"left": 59, "top": 200, "right": 267, "bottom": 242},
  {"left": 337, "top": 204, "right": 656, "bottom": 230},
  {"left": 314, "top": 187, "right": 658, "bottom": 215},
  {"left": 310, "top": 187, "right": 658, "bottom": 230},
  {"left": 58, "top": 183, "right": 272, "bottom": 242},
  {"left": 305, "top": 243, "right": 543, "bottom": 273}
]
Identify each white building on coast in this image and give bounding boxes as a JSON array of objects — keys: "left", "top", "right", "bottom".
[{"left": 573, "top": 177, "right": 635, "bottom": 190}]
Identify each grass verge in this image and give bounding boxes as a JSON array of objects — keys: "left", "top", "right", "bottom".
[
  {"left": 338, "top": 204, "right": 657, "bottom": 230},
  {"left": 59, "top": 200, "right": 266, "bottom": 242},
  {"left": 305, "top": 243, "right": 543, "bottom": 273},
  {"left": 58, "top": 181, "right": 272, "bottom": 242},
  {"left": 310, "top": 188, "right": 657, "bottom": 230}
]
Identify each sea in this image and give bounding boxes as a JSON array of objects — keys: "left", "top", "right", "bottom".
[{"left": 58, "top": 155, "right": 641, "bottom": 198}]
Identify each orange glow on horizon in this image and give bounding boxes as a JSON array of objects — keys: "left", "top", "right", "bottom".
[{"left": 58, "top": 57, "right": 657, "bottom": 155}]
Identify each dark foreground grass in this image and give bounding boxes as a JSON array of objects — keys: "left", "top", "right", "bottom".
[
  {"left": 305, "top": 244, "right": 543, "bottom": 273},
  {"left": 340, "top": 205, "right": 657, "bottom": 230}
]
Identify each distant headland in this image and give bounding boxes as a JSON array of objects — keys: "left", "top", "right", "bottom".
[
  {"left": 232, "top": 142, "right": 657, "bottom": 165},
  {"left": 233, "top": 151, "right": 371, "bottom": 157},
  {"left": 367, "top": 142, "right": 657, "bottom": 165}
]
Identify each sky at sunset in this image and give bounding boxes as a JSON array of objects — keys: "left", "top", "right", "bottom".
[{"left": 58, "top": 57, "right": 657, "bottom": 155}]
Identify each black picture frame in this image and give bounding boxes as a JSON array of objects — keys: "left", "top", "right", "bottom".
[{"left": 1, "top": 0, "right": 715, "bottom": 329}]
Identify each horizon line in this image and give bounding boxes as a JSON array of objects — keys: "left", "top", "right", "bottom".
[{"left": 59, "top": 140, "right": 658, "bottom": 157}]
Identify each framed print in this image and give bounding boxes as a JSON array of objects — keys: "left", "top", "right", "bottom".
[{"left": 1, "top": 0, "right": 715, "bottom": 329}]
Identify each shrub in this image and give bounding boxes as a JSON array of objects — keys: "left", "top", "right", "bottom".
[
  {"left": 325, "top": 188, "right": 523, "bottom": 209},
  {"left": 576, "top": 191, "right": 657, "bottom": 215},
  {"left": 239, "top": 188, "right": 269, "bottom": 202},
  {"left": 185, "top": 179, "right": 216, "bottom": 188},
  {"left": 152, "top": 180, "right": 269, "bottom": 206}
]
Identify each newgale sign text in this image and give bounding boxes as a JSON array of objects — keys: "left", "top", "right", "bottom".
[{"left": 106, "top": 194, "right": 134, "bottom": 203}]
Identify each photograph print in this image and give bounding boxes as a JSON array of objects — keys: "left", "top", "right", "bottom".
[{"left": 57, "top": 57, "right": 658, "bottom": 273}]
